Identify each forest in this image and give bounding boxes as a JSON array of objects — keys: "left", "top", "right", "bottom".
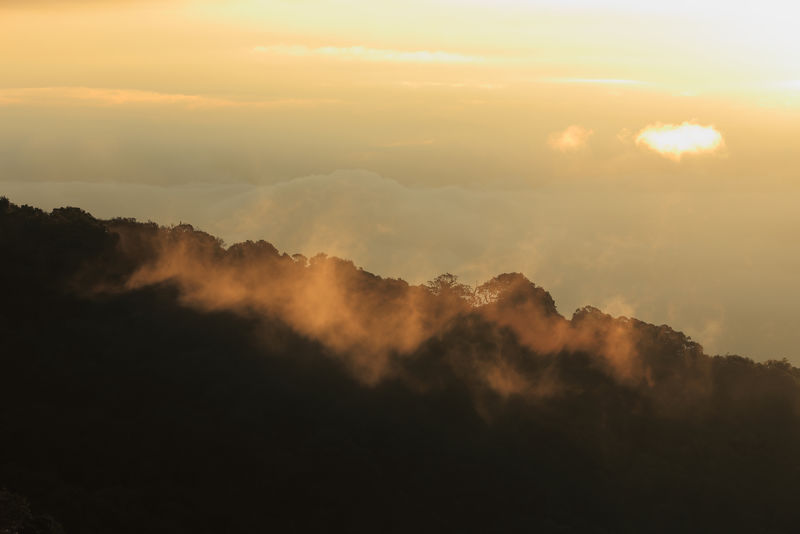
[{"left": 2, "top": 196, "right": 800, "bottom": 533}]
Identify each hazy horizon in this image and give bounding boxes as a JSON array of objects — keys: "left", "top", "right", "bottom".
[{"left": 3, "top": 0, "right": 800, "bottom": 362}]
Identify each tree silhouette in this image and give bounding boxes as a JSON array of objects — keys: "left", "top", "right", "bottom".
[
  {"left": 425, "top": 273, "right": 474, "bottom": 300},
  {"left": 3, "top": 197, "right": 800, "bottom": 533}
]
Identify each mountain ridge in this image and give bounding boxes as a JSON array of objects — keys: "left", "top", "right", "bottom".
[{"left": 2, "top": 196, "right": 800, "bottom": 533}]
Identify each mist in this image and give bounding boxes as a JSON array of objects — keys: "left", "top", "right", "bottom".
[
  {"left": 5, "top": 197, "right": 800, "bottom": 532},
  {"left": 113, "top": 225, "right": 658, "bottom": 397},
  {"left": 5, "top": 172, "right": 800, "bottom": 364}
]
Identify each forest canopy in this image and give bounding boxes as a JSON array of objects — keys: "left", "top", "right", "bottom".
[{"left": 2, "top": 196, "right": 800, "bottom": 533}]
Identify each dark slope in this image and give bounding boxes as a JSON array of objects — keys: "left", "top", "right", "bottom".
[{"left": 2, "top": 197, "right": 800, "bottom": 533}]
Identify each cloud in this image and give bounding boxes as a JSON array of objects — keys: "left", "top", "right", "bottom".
[
  {"left": 601, "top": 295, "right": 636, "bottom": 318},
  {"left": 635, "top": 121, "right": 724, "bottom": 160},
  {"left": 253, "top": 44, "right": 484, "bottom": 64},
  {"left": 397, "top": 81, "right": 504, "bottom": 89},
  {"left": 547, "top": 125, "right": 594, "bottom": 152},
  {"left": 108, "top": 220, "right": 649, "bottom": 389},
  {"left": 544, "top": 78, "right": 649, "bottom": 86},
  {"left": 0, "top": 87, "right": 337, "bottom": 109}
]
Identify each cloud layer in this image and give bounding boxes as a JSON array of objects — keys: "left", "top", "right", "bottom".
[
  {"left": 7, "top": 169, "right": 800, "bottom": 364},
  {"left": 253, "top": 44, "right": 483, "bottom": 64},
  {"left": 0, "top": 87, "right": 337, "bottom": 109}
]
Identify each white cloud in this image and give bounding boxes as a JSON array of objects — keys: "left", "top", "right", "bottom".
[{"left": 635, "top": 121, "right": 723, "bottom": 160}]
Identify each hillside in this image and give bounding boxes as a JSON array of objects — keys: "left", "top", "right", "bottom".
[{"left": 2, "top": 197, "right": 800, "bottom": 533}]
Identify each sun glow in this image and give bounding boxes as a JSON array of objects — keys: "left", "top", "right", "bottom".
[{"left": 635, "top": 122, "right": 724, "bottom": 160}]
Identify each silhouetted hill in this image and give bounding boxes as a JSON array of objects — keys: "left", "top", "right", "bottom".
[{"left": 2, "top": 196, "right": 800, "bottom": 533}]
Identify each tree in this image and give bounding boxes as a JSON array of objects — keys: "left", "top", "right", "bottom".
[{"left": 424, "top": 273, "right": 474, "bottom": 301}]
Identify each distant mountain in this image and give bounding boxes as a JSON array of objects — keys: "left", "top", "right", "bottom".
[{"left": 2, "top": 196, "right": 800, "bottom": 533}]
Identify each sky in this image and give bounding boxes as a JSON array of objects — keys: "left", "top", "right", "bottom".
[{"left": 2, "top": 0, "right": 800, "bottom": 361}]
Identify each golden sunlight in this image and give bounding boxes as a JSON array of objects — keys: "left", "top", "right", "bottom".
[
  {"left": 635, "top": 121, "right": 724, "bottom": 160},
  {"left": 6, "top": 1, "right": 800, "bottom": 530}
]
